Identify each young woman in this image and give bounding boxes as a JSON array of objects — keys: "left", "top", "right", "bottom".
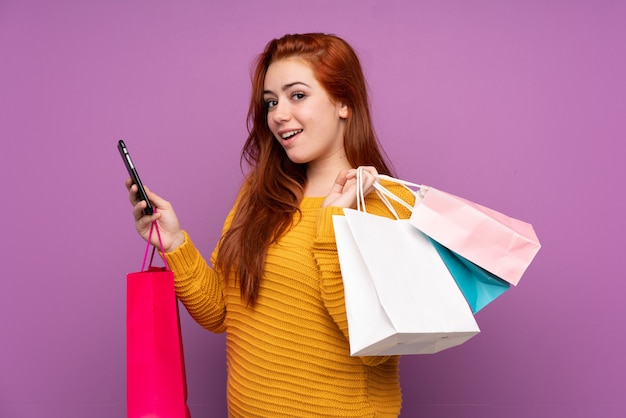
[{"left": 127, "top": 33, "right": 414, "bottom": 417}]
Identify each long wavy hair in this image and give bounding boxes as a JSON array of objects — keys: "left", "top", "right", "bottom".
[{"left": 215, "top": 33, "right": 394, "bottom": 305}]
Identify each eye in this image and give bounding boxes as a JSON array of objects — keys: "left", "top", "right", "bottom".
[
  {"left": 264, "top": 98, "right": 278, "bottom": 110},
  {"left": 291, "top": 91, "right": 306, "bottom": 101}
]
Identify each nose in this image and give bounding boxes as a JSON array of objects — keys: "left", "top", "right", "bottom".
[{"left": 271, "top": 100, "right": 291, "bottom": 124}]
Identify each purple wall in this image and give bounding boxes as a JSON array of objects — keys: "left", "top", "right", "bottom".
[{"left": 1, "top": 0, "right": 624, "bottom": 417}]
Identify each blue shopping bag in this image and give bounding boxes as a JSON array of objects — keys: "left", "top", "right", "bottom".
[{"left": 429, "top": 238, "right": 510, "bottom": 313}]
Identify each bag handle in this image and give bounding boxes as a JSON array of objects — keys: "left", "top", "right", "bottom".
[
  {"left": 140, "top": 209, "right": 170, "bottom": 272},
  {"left": 356, "top": 167, "right": 426, "bottom": 219},
  {"left": 373, "top": 180, "right": 416, "bottom": 214},
  {"left": 376, "top": 175, "right": 430, "bottom": 216},
  {"left": 356, "top": 166, "right": 367, "bottom": 212},
  {"left": 356, "top": 167, "right": 397, "bottom": 215},
  {"left": 377, "top": 174, "right": 424, "bottom": 192}
]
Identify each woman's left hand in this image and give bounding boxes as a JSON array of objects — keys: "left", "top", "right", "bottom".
[{"left": 322, "top": 166, "right": 378, "bottom": 208}]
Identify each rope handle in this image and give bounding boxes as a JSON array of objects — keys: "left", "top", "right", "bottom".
[
  {"left": 377, "top": 174, "right": 424, "bottom": 192},
  {"left": 140, "top": 208, "right": 170, "bottom": 272},
  {"left": 355, "top": 168, "right": 428, "bottom": 220}
]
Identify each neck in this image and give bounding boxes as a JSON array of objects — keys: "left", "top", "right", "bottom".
[{"left": 304, "top": 156, "right": 352, "bottom": 197}]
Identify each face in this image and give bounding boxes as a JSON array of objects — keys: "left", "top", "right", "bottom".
[{"left": 263, "top": 58, "right": 349, "bottom": 166}]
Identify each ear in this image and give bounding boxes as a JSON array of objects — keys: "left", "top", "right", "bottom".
[{"left": 338, "top": 102, "right": 349, "bottom": 119}]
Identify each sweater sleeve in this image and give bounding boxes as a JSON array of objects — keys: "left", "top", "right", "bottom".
[
  {"left": 312, "top": 183, "right": 415, "bottom": 366},
  {"left": 165, "top": 231, "right": 227, "bottom": 333}
]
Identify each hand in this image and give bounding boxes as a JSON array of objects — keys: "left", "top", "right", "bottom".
[
  {"left": 126, "top": 178, "right": 185, "bottom": 252},
  {"left": 322, "top": 166, "right": 378, "bottom": 209}
]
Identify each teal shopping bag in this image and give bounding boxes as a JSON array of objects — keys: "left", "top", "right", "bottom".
[{"left": 429, "top": 238, "right": 510, "bottom": 313}]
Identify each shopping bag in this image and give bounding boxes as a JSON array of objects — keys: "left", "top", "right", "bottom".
[
  {"left": 334, "top": 212, "right": 480, "bottom": 356},
  {"left": 127, "top": 220, "right": 191, "bottom": 418},
  {"left": 372, "top": 176, "right": 514, "bottom": 312},
  {"left": 333, "top": 169, "right": 480, "bottom": 356},
  {"left": 408, "top": 185, "right": 541, "bottom": 286},
  {"left": 429, "top": 238, "right": 510, "bottom": 313}
]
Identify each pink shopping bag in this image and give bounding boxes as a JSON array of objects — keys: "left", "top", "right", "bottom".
[
  {"left": 409, "top": 186, "right": 541, "bottom": 286},
  {"left": 127, "top": 220, "right": 191, "bottom": 418}
]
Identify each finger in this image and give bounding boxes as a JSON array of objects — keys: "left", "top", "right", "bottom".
[
  {"left": 132, "top": 200, "right": 148, "bottom": 221},
  {"left": 134, "top": 202, "right": 160, "bottom": 225},
  {"left": 362, "top": 170, "right": 377, "bottom": 184},
  {"left": 361, "top": 166, "right": 378, "bottom": 180},
  {"left": 357, "top": 166, "right": 378, "bottom": 178},
  {"left": 128, "top": 183, "right": 141, "bottom": 206},
  {"left": 132, "top": 198, "right": 161, "bottom": 221},
  {"left": 355, "top": 167, "right": 379, "bottom": 197},
  {"left": 343, "top": 168, "right": 357, "bottom": 180},
  {"left": 365, "top": 166, "right": 379, "bottom": 177},
  {"left": 363, "top": 172, "right": 378, "bottom": 190},
  {"left": 143, "top": 186, "right": 171, "bottom": 211},
  {"left": 328, "top": 169, "right": 350, "bottom": 194}
]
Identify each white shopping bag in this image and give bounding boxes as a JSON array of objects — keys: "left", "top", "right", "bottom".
[{"left": 333, "top": 209, "right": 480, "bottom": 356}]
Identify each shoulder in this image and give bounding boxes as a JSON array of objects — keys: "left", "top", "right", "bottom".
[
  {"left": 364, "top": 180, "right": 416, "bottom": 219},
  {"left": 380, "top": 180, "right": 417, "bottom": 206}
]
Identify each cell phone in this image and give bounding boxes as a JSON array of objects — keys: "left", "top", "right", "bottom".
[{"left": 118, "top": 139, "right": 154, "bottom": 215}]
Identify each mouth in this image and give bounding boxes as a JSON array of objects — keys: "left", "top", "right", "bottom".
[{"left": 281, "top": 129, "right": 303, "bottom": 140}]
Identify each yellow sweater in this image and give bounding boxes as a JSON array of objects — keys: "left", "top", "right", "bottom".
[{"left": 166, "top": 184, "right": 414, "bottom": 417}]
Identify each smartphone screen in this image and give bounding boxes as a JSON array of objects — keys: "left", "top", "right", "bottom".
[{"left": 118, "top": 140, "right": 154, "bottom": 215}]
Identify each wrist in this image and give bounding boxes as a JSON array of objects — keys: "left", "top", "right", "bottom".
[{"left": 167, "top": 231, "right": 186, "bottom": 253}]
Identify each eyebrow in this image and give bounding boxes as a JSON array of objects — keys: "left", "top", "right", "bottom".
[{"left": 263, "top": 81, "right": 311, "bottom": 96}]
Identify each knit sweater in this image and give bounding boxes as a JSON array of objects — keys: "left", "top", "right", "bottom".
[{"left": 166, "top": 183, "right": 414, "bottom": 417}]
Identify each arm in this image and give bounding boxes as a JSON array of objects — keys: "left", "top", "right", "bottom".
[
  {"left": 313, "top": 206, "right": 393, "bottom": 366},
  {"left": 126, "top": 179, "right": 227, "bottom": 333},
  {"left": 165, "top": 232, "right": 227, "bottom": 333},
  {"left": 314, "top": 172, "right": 415, "bottom": 366}
]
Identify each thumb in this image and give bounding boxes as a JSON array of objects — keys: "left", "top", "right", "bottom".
[{"left": 143, "top": 186, "right": 171, "bottom": 210}]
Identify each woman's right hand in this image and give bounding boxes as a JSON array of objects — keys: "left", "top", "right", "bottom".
[
  {"left": 126, "top": 178, "right": 185, "bottom": 253},
  {"left": 322, "top": 166, "right": 378, "bottom": 209}
]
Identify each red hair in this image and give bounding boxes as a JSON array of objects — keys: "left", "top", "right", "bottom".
[{"left": 215, "top": 33, "right": 394, "bottom": 305}]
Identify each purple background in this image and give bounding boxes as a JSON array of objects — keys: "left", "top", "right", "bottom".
[{"left": 1, "top": 0, "right": 624, "bottom": 417}]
